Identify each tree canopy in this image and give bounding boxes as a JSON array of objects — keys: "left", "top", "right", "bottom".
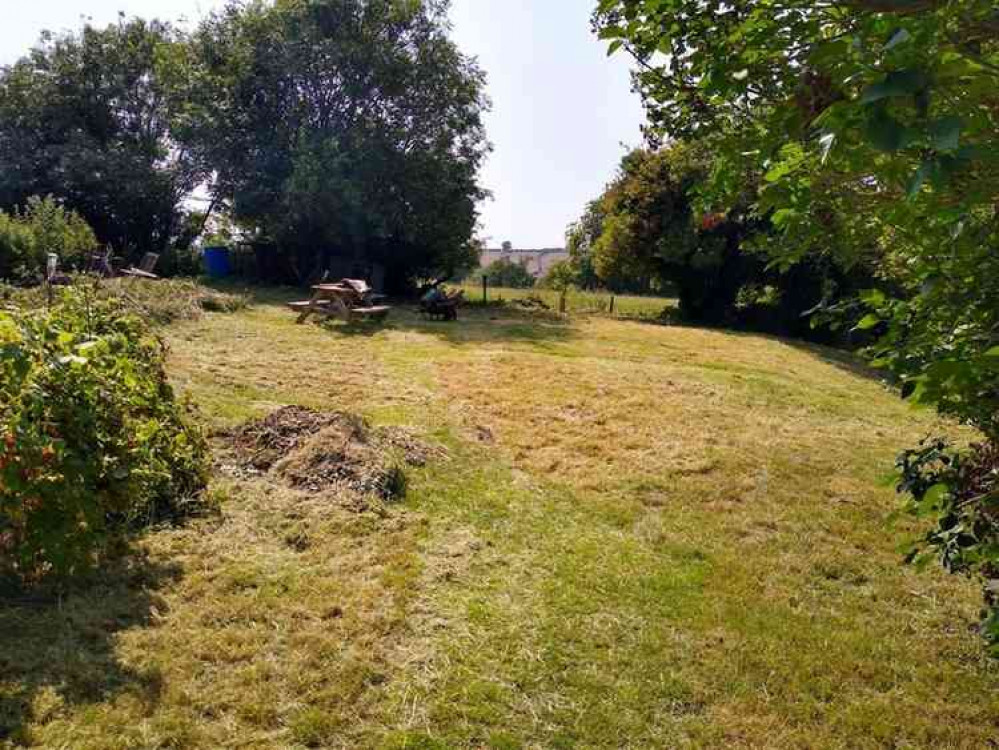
[
  {"left": 0, "top": 0, "right": 489, "bottom": 288},
  {"left": 568, "top": 143, "right": 877, "bottom": 334},
  {"left": 187, "top": 0, "right": 489, "bottom": 289},
  {"left": 0, "top": 18, "right": 203, "bottom": 260}
]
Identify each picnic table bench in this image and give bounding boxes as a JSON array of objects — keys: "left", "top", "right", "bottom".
[{"left": 289, "top": 279, "right": 391, "bottom": 324}]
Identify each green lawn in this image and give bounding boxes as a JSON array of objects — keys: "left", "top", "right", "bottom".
[
  {"left": 455, "top": 283, "right": 676, "bottom": 319},
  {"left": 3, "top": 293, "right": 997, "bottom": 749}
]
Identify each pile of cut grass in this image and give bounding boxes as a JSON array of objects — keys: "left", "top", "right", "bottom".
[{"left": 224, "top": 405, "right": 441, "bottom": 501}]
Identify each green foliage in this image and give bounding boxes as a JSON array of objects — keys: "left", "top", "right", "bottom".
[
  {"left": 571, "top": 144, "right": 869, "bottom": 332},
  {"left": 594, "top": 0, "right": 999, "bottom": 644},
  {"left": 898, "top": 440, "right": 999, "bottom": 653},
  {"left": 0, "top": 197, "right": 98, "bottom": 281},
  {"left": 565, "top": 201, "right": 606, "bottom": 290},
  {"left": 0, "top": 18, "right": 205, "bottom": 261},
  {"left": 188, "top": 0, "right": 490, "bottom": 290},
  {"left": 0, "top": 288, "right": 209, "bottom": 582},
  {"left": 483, "top": 257, "right": 536, "bottom": 289},
  {"left": 589, "top": 144, "right": 759, "bottom": 323},
  {"left": 538, "top": 260, "right": 579, "bottom": 291}
]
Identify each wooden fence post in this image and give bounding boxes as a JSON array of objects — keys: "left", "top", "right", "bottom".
[
  {"left": 609, "top": 295, "right": 616, "bottom": 315},
  {"left": 482, "top": 275, "right": 488, "bottom": 304},
  {"left": 559, "top": 290, "right": 567, "bottom": 314}
]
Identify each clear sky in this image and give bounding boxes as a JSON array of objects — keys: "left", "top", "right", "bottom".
[{"left": 0, "top": 0, "right": 645, "bottom": 249}]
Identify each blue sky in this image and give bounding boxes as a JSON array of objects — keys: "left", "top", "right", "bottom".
[{"left": 0, "top": 0, "right": 645, "bottom": 248}]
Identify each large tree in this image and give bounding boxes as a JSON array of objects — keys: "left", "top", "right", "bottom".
[
  {"left": 188, "top": 0, "right": 490, "bottom": 290},
  {"left": 0, "top": 18, "right": 204, "bottom": 260},
  {"left": 570, "top": 144, "right": 874, "bottom": 332},
  {"left": 594, "top": 0, "right": 999, "bottom": 648}
]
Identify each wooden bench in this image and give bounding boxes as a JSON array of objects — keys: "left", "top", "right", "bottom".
[{"left": 351, "top": 305, "right": 391, "bottom": 322}]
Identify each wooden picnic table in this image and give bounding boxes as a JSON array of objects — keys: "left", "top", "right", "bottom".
[{"left": 289, "top": 280, "right": 391, "bottom": 324}]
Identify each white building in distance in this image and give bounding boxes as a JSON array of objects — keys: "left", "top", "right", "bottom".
[{"left": 479, "top": 241, "right": 569, "bottom": 279}]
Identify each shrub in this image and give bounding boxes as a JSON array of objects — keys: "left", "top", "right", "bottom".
[
  {"left": 0, "top": 288, "right": 209, "bottom": 582},
  {"left": 0, "top": 196, "right": 98, "bottom": 281},
  {"left": 898, "top": 440, "right": 999, "bottom": 654},
  {"left": 484, "top": 257, "right": 536, "bottom": 289},
  {"left": 538, "top": 260, "right": 579, "bottom": 291}
]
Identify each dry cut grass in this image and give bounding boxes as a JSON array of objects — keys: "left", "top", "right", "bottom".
[{"left": 2, "top": 295, "right": 996, "bottom": 749}]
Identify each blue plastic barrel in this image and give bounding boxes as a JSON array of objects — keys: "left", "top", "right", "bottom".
[{"left": 203, "top": 246, "right": 231, "bottom": 278}]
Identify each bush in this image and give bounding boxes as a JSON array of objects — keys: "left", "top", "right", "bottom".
[
  {"left": 0, "top": 196, "right": 98, "bottom": 281},
  {"left": 898, "top": 439, "right": 999, "bottom": 654},
  {"left": 484, "top": 257, "right": 536, "bottom": 289},
  {"left": 538, "top": 260, "right": 579, "bottom": 291},
  {"left": 0, "top": 288, "right": 209, "bottom": 582}
]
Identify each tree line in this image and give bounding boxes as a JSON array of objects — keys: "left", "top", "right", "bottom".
[{"left": 0, "top": 0, "right": 489, "bottom": 291}]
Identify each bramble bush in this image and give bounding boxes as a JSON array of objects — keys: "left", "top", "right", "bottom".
[
  {"left": 898, "top": 440, "right": 999, "bottom": 652},
  {"left": 0, "top": 288, "right": 209, "bottom": 583},
  {"left": 0, "top": 196, "right": 98, "bottom": 281}
]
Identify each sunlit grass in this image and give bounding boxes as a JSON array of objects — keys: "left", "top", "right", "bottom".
[
  {"left": 3, "top": 297, "right": 996, "bottom": 748},
  {"left": 455, "top": 282, "right": 676, "bottom": 319}
]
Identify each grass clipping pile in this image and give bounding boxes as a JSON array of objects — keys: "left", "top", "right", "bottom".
[{"left": 225, "top": 406, "right": 443, "bottom": 507}]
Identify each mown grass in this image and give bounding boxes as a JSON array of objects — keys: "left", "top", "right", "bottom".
[
  {"left": 455, "top": 283, "right": 676, "bottom": 319},
  {"left": 2, "top": 293, "right": 997, "bottom": 749}
]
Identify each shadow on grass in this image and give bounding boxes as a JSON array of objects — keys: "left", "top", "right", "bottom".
[
  {"left": 631, "top": 313, "right": 889, "bottom": 385},
  {"left": 0, "top": 555, "right": 181, "bottom": 744},
  {"left": 218, "top": 282, "right": 578, "bottom": 346},
  {"left": 782, "top": 338, "right": 891, "bottom": 386},
  {"left": 333, "top": 305, "right": 578, "bottom": 346}
]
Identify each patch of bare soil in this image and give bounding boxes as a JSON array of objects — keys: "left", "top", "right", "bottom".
[{"left": 222, "top": 406, "right": 445, "bottom": 500}]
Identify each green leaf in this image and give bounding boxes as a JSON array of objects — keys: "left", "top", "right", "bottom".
[
  {"left": 607, "top": 40, "right": 624, "bottom": 56},
  {"left": 907, "top": 160, "right": 933, "bottom": 199},
  {"left": 929, "top": 116, "right": 961, "bottom": 152},
  {"left": 855, "top": 313, "right": 881, "bottom": 330},
  {"left": 922, "top": 483, "right": 949, "bottom": 509},
  {"left": 884, "top": 28, "right": 911, "bottom": 52},
  {"left": 860, "top": 288, "right": 887, "bottom": 307},
  {"left": 859, "top": 69, "right": 929, "bottom": 104},
  {"left": 771, "top": 208, "right": 798, "bottom": 228},
  {"left": 865, "top": 108, "right": 907, "bottom": 152},
  {"left": 983, "top": 346, "right": 999, "bottom": 358}
]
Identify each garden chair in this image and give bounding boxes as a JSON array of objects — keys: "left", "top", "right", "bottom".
[{"left": 85, "top": 248, "right": 116, "bottom": 277}]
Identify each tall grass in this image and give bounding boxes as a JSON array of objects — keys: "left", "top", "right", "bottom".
[
  {"left": 1, "top": 277, "right": 248, "bottom": 325},
  {"left": 455, "top": 282, "right": 676, "bottom": 319}
]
